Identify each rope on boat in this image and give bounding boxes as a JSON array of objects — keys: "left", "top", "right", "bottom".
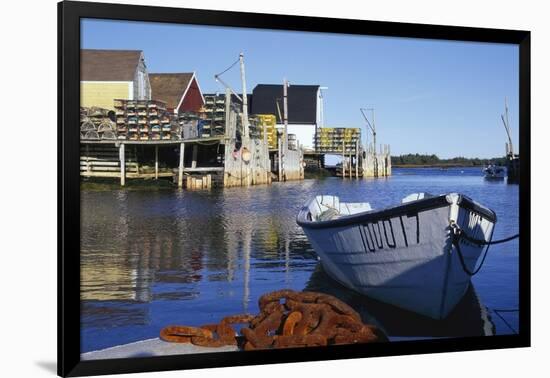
[{"left": 450, "top": 222, "right": 519, "bottom": 276}]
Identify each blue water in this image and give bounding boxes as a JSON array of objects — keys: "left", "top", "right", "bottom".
[{"left": 80, "top": 167, "right": 519, "bottom": 352}]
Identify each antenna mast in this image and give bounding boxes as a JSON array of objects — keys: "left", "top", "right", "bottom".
[
  {"left": 239, "top": 52, "right": 249, "bottom": 139},
  {"left": 501, "top": 97, "right": 514, "bottom": 156},
  {"left": 360, "top": 108, "right": 376, "bottom": 154}
]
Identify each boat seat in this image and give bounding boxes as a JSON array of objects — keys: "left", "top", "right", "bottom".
[{"left": 401, "top": 192, "right": 434, "bottom": 203}]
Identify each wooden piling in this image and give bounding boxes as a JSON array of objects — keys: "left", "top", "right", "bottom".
[
  {"left": 278, "top": 137, "right": 283, "bottom": 182},
  {"left": 191, "top": 144, "right": 198, "bottom": 169},
  {"left": 119, "top": 143, "right": 125, "bottom": 186},
  {"left": 178, "top": 142, "right": 185, "bottom": 188},
  {"left": 355, "top": 139, "right": 359, "bottom": 179},
  {"left": 342, "top": 140, "right": 345, "bottom": 178},
  {"left": 349, "top": 151, "right": 352, "bottom": 179},
  {"left": 155, "top": 145, "right": 159, "bottom": 180}
]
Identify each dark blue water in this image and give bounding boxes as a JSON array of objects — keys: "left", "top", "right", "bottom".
[{"left": 80, "top": 167, "right": 519, "bottom": 352}]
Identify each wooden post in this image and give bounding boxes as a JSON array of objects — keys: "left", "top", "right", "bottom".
[
  {"left": 342, "top": 140, "right": 345, "bottom": 178},
  {"left": 349, "top": 151, "right": 353, "bottom": 179},
  {"left": 263, "top": 122, "right": 269, "bottom": 183},
  {"left": 278, "top": 137, "right": 283, "bottom": 182},
  {"left": 119, "top": 143, "right": 125, "bottom": 186},
  {"left": 178, "top": 142, "right": 185, "bottom": 188},
  {"left": 239, "top": 53, "right": 249, "bottom": 139},
  {"left": 225, "top": 88, "right": 231, "bottom": 138},
  {"left": 155, "top": 145, "right": 159, "bottom": 180},
  {"left": 282, "top": 79, "right": 289, "bottom": 181},
  {"left": 355, "top": 139, "right": 359, "bottom": 178},
  {"left": 283, "top": 79, "right": 289, "bottom": 155},
  {"left": 240, "top": 148, "right": 244, "bottom": 187},
  {"left": 191, "top": 144, "right": 198, "bottom": 169}
]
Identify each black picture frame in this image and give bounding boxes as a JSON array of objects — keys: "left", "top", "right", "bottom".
[{"left": 58, "top": 1, "right": 531, "bottom": 376}]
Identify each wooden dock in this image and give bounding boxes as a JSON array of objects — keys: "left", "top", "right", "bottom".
[{"left": 80, "top": 90, "right": 304, "bottom": 188}]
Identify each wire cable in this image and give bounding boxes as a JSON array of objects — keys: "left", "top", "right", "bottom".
[{"left": 215, "top": 57, "right": 240, "bottom": 78}]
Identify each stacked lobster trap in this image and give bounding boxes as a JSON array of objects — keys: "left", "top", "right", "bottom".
[
  {"left": 249, "top": 114, "right": 277, "bottom": 149},
  {"left": 200, "top": 94, "right": 227, "bottom": 138},
  {"left": 178, "top": 94, "right": 245, "bottom": 140},
  {"left": 80, "top": 107, "right": 117, "bottom": 140},
  {"left": 314, "top": 127, "right": 361, "bottom": 153},
  {"left": 114, "top": 99, "right": 180, "bottom": 141}
]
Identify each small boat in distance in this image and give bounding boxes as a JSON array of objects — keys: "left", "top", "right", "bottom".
[
  {"left": 483, "top": 164, "right": 506, "bottom": 180},
  {"left": 297, "top": 193, "right": 496, "bottom": 320}
]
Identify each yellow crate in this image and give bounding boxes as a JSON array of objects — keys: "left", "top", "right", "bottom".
[{"left": 257, "top": 114, "right": 277, "bottom": 125}]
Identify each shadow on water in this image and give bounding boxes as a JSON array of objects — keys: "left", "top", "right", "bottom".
[{"left": 305, "top": 263, "right": 495, "bottom": 340}]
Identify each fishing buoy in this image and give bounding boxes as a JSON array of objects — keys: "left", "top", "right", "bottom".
[{"left": 241, "top": 147, "right": 251, "bottom": 163}]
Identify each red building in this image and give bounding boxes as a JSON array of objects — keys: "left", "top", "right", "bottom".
[{"left": 149, "top": 72, "right": 205, "bottom": 114}]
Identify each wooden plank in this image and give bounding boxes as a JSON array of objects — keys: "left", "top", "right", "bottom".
[
  {"left": 81, "top": 172, "right": 121, "bottom": 178},
  {"left": 80, "top": 166, "right": 138, "bottom": 172},
  {"left": 80, "top": 161, "right": 138, "bottom": 167},
  {"left": 81, "top": 172, "right": 173, "bottom": 178},
  {"left": 80, "top": 156, "right": 137, "bottom": 163},
  {"left": 80, "top": 140, "right": 183, "bottom": 145},
  {"left": 180, "top": 167, "right": 223, "bottom": 173}
]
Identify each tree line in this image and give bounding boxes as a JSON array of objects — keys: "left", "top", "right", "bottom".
[{"left": 391, "top": 153, "right": 507, "bottom": 167}]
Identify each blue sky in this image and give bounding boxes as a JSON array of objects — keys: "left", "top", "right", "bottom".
[{"left": 81, "top": 19, "right": 519, "bottom": 158}]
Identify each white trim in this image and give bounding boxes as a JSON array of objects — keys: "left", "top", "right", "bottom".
[
  {"left": 128, "top": 82, "right": 134, "bottom": 100},
  {"left": 192, "top": 71, "right": 206, "bottom": 104},
  {"left": 175, "top": 72, "right": 205, "bottom": 112}
]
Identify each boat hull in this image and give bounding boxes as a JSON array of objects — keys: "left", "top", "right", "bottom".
[{"left": 297, "top": 194, "right": 496, "bottom": 319}]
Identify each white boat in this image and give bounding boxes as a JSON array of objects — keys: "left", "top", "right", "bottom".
[
  {"left": 297, "top": 193, "right": 496, "bottom": 319},
  {"left": 483, "top": 164, "right": 506, "bottom": 179}
]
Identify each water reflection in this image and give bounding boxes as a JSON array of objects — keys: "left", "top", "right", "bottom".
[
  {"left": 80, "top": 168, "right": 518, "bottom": 352},
  {"left": 305, "top": 264, "right": 495, "bottom": 339}
]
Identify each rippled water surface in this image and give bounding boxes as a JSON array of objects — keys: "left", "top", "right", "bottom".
[{"left": 81, "top": 167, "right": 519, "bottom": 352}]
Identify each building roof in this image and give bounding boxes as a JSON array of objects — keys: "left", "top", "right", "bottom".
[
  {"left": 251, "top": 84, "right": 319, "bottom": 124},
  {"left": 149, "top": 73, "right": 196, "bottom": 110},
  {"left": 81, "top": 49, "right": 142, "bottom": 81}
]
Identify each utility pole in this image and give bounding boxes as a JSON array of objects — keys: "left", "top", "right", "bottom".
[
  {"left": 239, "top": 52, "right": 249, "bottom": 140},
  {"left": 281, "top": 78, "right": 289, "bottom": 181},
  {"left": 283, "top": 78, "right": 289, "bottom": 154}
]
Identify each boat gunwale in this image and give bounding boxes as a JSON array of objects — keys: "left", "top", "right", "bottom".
[{"left": 296, "top": 193, "right": 497, "bottom": 229}]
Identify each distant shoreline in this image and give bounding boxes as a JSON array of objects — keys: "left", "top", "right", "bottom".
[{"left": 393, "top": 164, "right": 485, "bottom": 168}]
